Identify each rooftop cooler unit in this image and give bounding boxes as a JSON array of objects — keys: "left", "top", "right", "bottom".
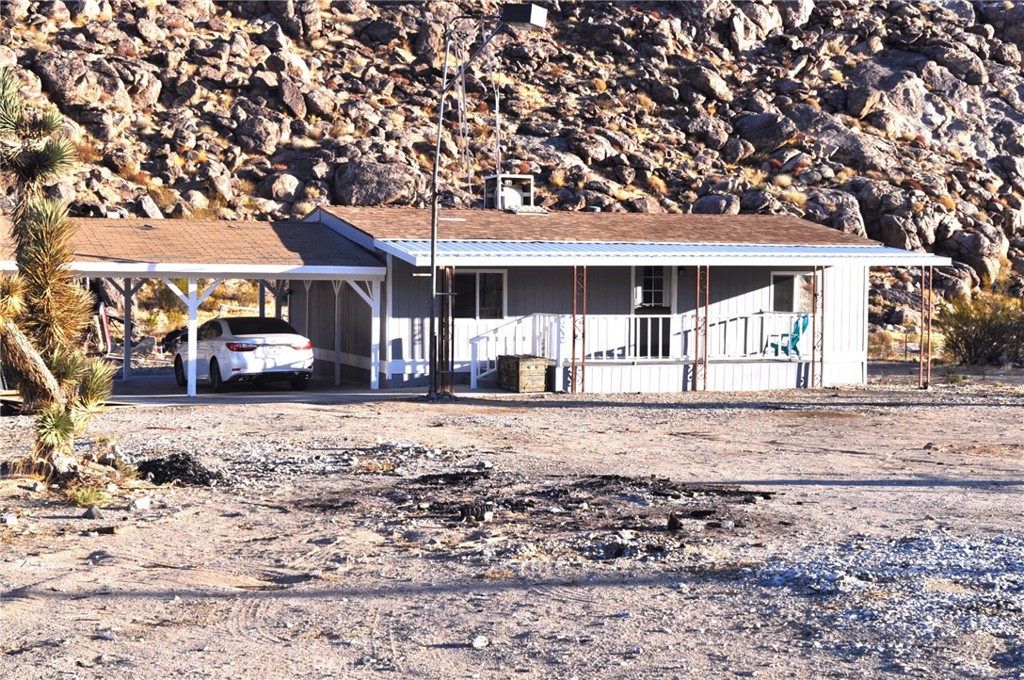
[{"left": 484, "top": 174, "right": 545, "bottom": 213}]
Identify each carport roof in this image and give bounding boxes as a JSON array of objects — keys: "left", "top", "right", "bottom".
[{"left": 0, "top": 218, "right": 385, "bottom": 280}]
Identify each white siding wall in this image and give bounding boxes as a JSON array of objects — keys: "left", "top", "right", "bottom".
[
  {"left": 291, "top": 281, "right": 373, "bottom": 383},
  {"left": 305, "top": 262, "right": 870, "bottom": 392}
]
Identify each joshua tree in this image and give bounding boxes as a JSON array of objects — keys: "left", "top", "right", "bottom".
[{"left": 0, "top": 67, "right": 114, "bottom": 481}]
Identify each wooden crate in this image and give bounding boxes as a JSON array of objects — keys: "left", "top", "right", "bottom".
[{"left": 497, "top": 355, "right": 548, "bottom": 393}]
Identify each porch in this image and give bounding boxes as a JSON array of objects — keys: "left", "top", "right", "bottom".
[{"left": 468, "top": 311, "right": 841, "bottom": 393}]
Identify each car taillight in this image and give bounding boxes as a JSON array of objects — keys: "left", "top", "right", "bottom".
[
  {"left": 291, "top": 340, "right": 313, "bottom": 350},
  {"left": 226, "top": 342, "right": 258, "bottom": 352}
]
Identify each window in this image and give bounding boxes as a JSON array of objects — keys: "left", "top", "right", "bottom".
[
  {"left": 771, "top": 272, "right": 814, "bottom": 312},
  {"left": 630, "top": 266, "right": 671, "bottom": 307},
  {"left": 453, "top": 271, "right": 505, "bottom": 319},
  {"left": 225, "top": 317, "right": 298, "bottom": 335},
  {"left": 639, "top": 266, "right": 666, "bottom": 307},
  {"left": 199, "top": 321, "right": 221, "bottom": 340}
]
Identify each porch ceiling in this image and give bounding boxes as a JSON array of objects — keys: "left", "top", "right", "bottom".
[
  {"left": 370, "top": 239, "right": 953, "bottom": 268},
  {"left": 1, "top": 218, "right": 386, "bottom": 280}
]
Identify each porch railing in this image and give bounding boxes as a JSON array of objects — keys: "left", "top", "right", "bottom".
[{"left": 468, "top": 312, "right": 809, "bottom": 388}]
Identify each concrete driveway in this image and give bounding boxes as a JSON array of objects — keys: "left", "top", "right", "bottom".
[{"left": 110, "top": 369, "right": 427, "bottom": 406}]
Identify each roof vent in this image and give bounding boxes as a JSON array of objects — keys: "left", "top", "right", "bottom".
[{"left": 484, "top": 174, "right": 536, "bottom": 211}]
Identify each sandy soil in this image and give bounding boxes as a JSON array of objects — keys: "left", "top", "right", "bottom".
[{"left": 1, "top": 375, "right": 1023, "bottom": 680}]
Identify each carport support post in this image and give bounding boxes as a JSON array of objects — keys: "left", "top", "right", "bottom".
[
  {"left": 108, "top": 278, "right": 143, "bottom": 382},
  {"left": 163, "top": 277, "right": 223, "bottom": 398},
  {"left": 303, "top": 281, "right": 312, "bottom": 336},
  {"left": 332, "top": 281, "right": 343, "bottom": 386},
  {"left": 259, "top": 280, "right": 266, "bottom": 318},
  {"left": 186, "top": 278, "right": 199, "bottom": 397},
  {"left": 370, "top": 280, "right": 381, "bottom": 390},
  {"left": 123, "top": 278, "right": 132, "bottom": 381}
]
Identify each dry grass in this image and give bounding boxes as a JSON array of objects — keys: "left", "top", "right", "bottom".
[
  {"left": 781, "top": 189, "right": 808, "bottom": 208},
  {"left": 645, "top": 174, "right": 668, "bottom": 197},
  {"left": 75, "top": 137, "right": 103, "bottom": 164},
  {"left": 149, "top": 184, "right": 178, "bottom": 211},
  {"left": 65, "top": 485, "right": 108, "bottom": 508},
  {"left": 772, "top": 174, "right": 794, "bottom": 189}
]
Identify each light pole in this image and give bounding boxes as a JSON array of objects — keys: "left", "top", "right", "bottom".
[{"left": 427, "top": 4, "right": 548, "bottom": 398}]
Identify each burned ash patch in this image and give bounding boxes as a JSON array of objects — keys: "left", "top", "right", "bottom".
[
  {"left": 136, "top": 452, "right": 225, "bottom": 487},
  {"left": 225, "top": 441, "right": 475, "bottom": 489},
  {"left": 294, "top": 463, "right": 782, "bottom": 566}
]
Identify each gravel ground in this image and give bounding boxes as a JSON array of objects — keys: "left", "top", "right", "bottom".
[{"left": 0, "top": 377, "right": 1022, "bottom": 679}]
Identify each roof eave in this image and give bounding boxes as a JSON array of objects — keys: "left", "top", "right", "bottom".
[{"left": 0, "top": 261, "right": 386, "bottom": 280}]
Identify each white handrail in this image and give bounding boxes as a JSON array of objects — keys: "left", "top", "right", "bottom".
[{"left": 469, "top": 312, "right": 812, "bottom": 388}]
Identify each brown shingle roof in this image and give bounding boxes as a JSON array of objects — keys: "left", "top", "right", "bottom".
[
  {"left": 320, "top": 206, "right": 878, "bottom": 246},
  {"left": 1, "top": 218, "right": 382, "bottom": 269}
]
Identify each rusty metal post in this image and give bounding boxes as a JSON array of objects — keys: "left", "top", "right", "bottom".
[
  {"left": 437, "top": 266, "right": 456, "bottom": 395},
  {"left": 811, "top": 266, "right": 826, "bottom": 388},
  {"left": 692, "top": 265, "right": 709, "bottom": 391},
  {"left": 919, "top": 267, "right": 934, "bottom": 389},
  {"left": 571, "top": 265, "right": 587, "bottom": 393}
]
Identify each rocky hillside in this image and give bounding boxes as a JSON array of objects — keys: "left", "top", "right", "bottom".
[{"left": 3, "top": 0, "right": 1024, "bottom": 316}]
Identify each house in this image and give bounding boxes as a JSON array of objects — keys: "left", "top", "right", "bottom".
[
  {"left": 1, "top": 207, "right": 949, "bottom": 396},
  {"left": 300, "top": 205, "right": 950, "bottom": 393}
]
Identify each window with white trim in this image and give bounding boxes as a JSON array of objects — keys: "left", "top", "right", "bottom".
[
  {"left": 634, "top": 266, "right": 671, "bottom": 309},
  {"left": 453, "top": 271, "right": 506, "bottom": 319},
  {"left": 639, "top": 266, "right": 666, "bottom": 307},
  {"left": 771, "top": 272, "right": 814, "bottom": 312}
]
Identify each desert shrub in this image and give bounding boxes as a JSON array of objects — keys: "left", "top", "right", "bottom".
[
  {"left": 868, "top": 329, "right": 896, "bottom": 360},
  {"left": 937, "top": 293, "right": 1024, "bottom": 365}
]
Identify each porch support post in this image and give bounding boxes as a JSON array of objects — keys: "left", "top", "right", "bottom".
[
  {"left": 811, "top": 266, "right": 826, "bottom": 388},
  {"left": 918, "top": 266, "right": 934, "bottom": 389},
  {"left": 570, "top": 265, "right": 587, "bottom": 393},
  {"left": 554, "top": 315, "right": 565, "bottom": 392},
  {"left": 162, "top": 277, "right": 223, "bottom": 397},
  {"left": 332, "top": 281, "right": 343, "bottom": 387},
  {"left": 692, "top": 265, "right": 709, "bottom": 391}
]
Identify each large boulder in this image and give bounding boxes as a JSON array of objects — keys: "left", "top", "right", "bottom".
[
  {"left": 692, "top": 193, "right": 740, "bottom": 215},
  {"left": 732, "top": 112, "right": 796, "bottom": 152},
  {"left": 33, "top": 51, "right": 133, "bottom": 114},
  {"left": 803, "top": 189, "right": 867, "bottom": 237},
  {"left": 332, "top": 161, "right": 420, "bottom": 206},
  {"left": 234, "top": 116, "right": 281, "bottom": 156}
]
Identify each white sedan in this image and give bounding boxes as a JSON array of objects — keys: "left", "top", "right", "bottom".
[{"left": 173, "top": 317, "right": 314, "bottom": 391}]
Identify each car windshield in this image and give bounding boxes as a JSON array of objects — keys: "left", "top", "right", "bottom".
[{"left": 224, "top": 317, "right": 299, "bottom": 335}]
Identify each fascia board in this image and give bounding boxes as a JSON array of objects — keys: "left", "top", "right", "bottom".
[
  {"left": 313, "top": 210, "right": 378, "bottom": 250},
  {"left": 387, "top": 253, "right": 953, "bottom": 268},
  {"left": 71, "top": 263, "right": 386, "bottom": 279}
]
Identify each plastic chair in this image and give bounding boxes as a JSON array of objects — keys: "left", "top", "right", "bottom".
[{"left": 764, "top": 314, "right": 809, "bottom": 358}]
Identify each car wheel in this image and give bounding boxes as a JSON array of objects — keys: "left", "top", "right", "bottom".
[
  {"left": 290, "top": 375, "right": 310, "bottom": 391},
  {"left": 209, "top": 359, "right": 225, "bottom": 392},
  {"left": 174, "top": 356, "right": 186, "bottom": 388}
]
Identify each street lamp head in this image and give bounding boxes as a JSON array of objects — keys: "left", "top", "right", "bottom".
[{"left": 499, "top": 3, "right": 548, "bottom": 31}]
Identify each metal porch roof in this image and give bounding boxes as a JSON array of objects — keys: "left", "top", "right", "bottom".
[{"left": 373, "top": 239, "right": 953, "bottom": 268}]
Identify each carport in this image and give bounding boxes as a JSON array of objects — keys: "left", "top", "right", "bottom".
[{"left": 2, "top": 218, "right": 386, "bottom": 397}]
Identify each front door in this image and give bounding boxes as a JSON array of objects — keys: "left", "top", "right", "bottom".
[{"left": 633, "top": 266, "right": 672, "bottom": 358}]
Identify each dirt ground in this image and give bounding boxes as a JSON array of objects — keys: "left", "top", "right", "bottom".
[{"left": 1, "top": 372, "right": 1023, "bottom": 679}]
